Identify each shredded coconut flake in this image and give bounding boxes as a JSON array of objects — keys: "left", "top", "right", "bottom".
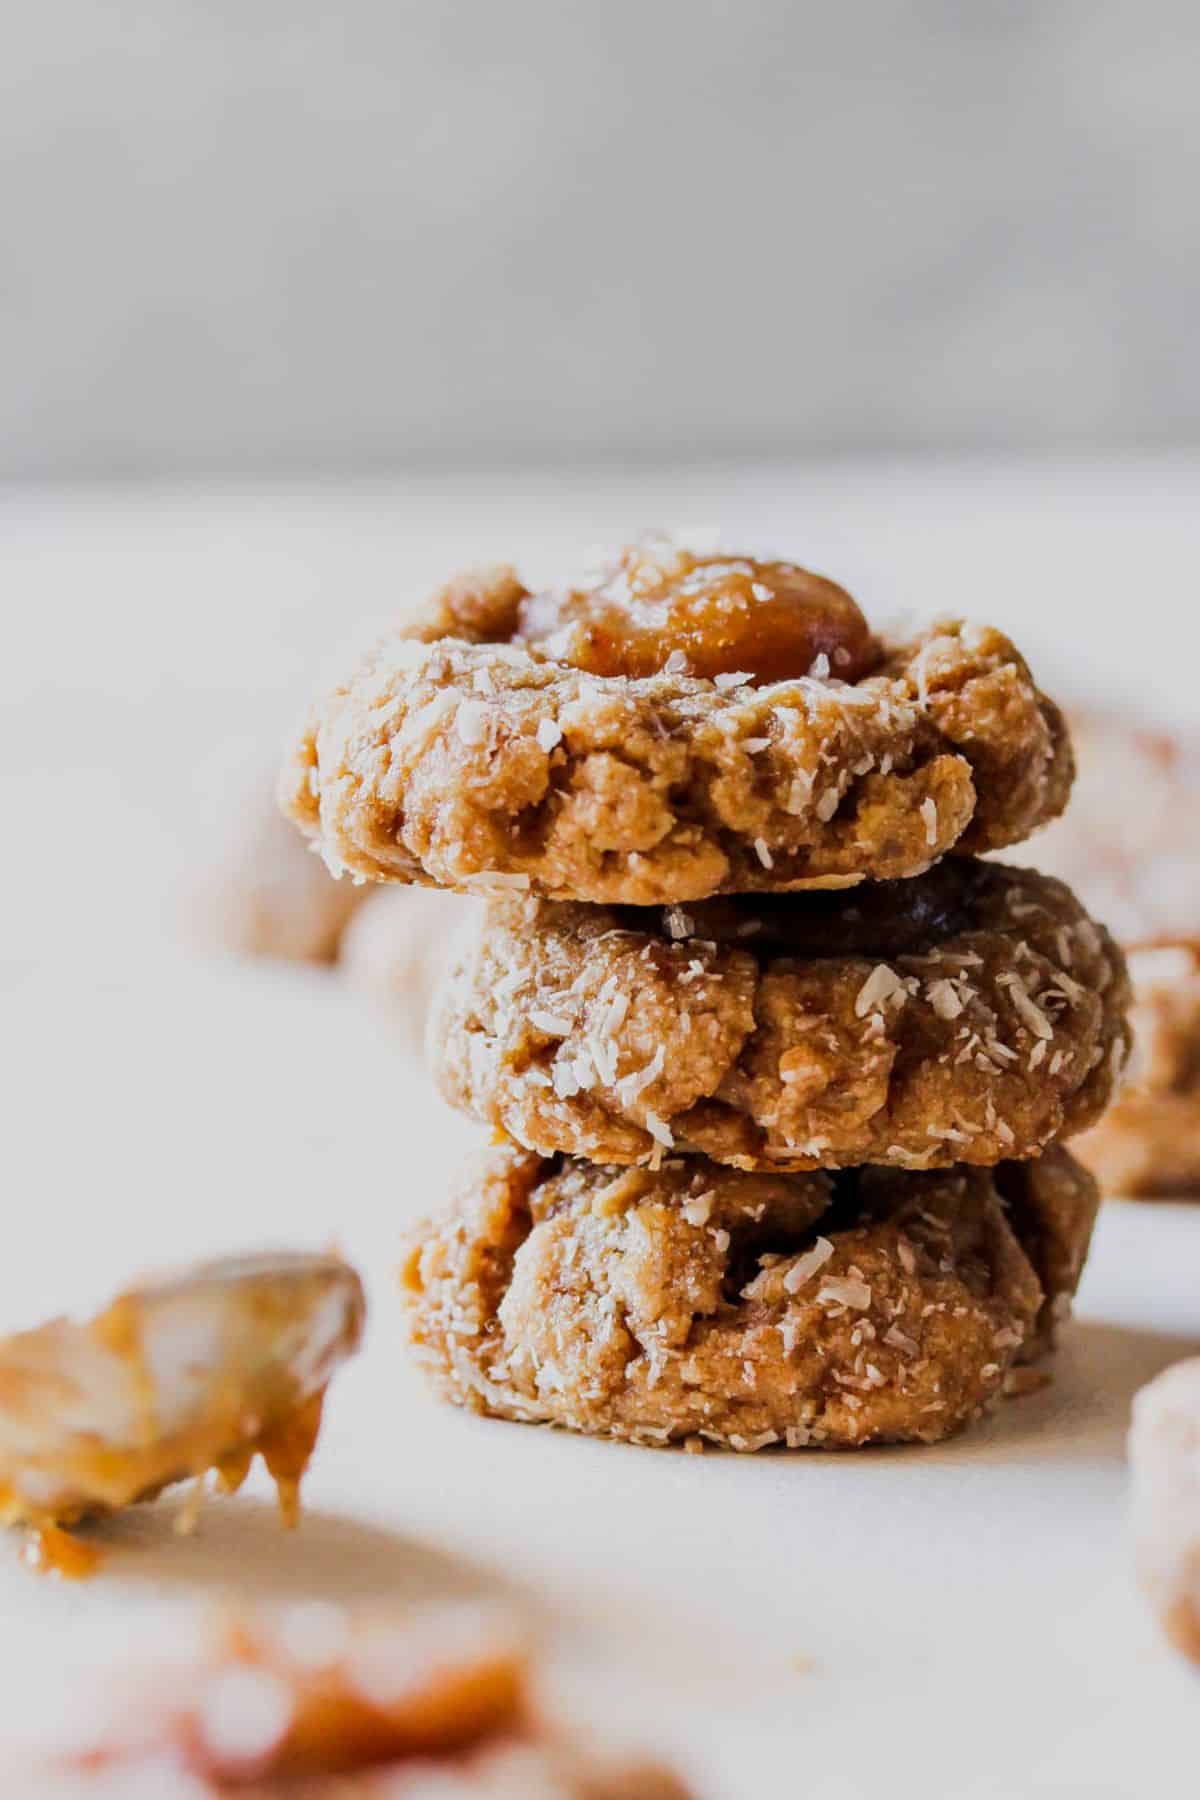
[
  {"left": 530, "top": 1007, "right": 573, "bottom": 1037},
  {"left": 463, "top": 871, "right": 531, "bottom": 895},
  {"left": 455, "top": 699, "right": 490, "bottom": 745},
  {"left": 552, "top": 1062, "right": 581, "bottom": 1099},
  {"left": 714, "top": 670, "right": 753, "bottom": 690},
  {"left": 998, "top": 972, "right": 1054, "bottom": 1040},
  {"left": 782, "top": 1237, "right": 835, "bottom": 1294},
  {"left": 617, "top": 1044, "right": 665, "bottom": 1102},
  {"left": 644, "top": 1111, "right": 674, "bottom": 1147},
  {"left": 855, "top": 963, "right": 909, "bottom": 1019},
  {"left": 535, "top": 716, "right": 563, "bottom": 751},
  {"left": 921, "top": 796, "right": 939, "bottom": 846},
  {"left": 818, "top": 1276, "right": 872, "bottom": 1311},
  {"left": 927, "top": 977, "right": 964, "bottom": 1021},
  {"left": 884, "top": 1324, "right": 920, "bottom": 1355},
  {"left": 754, "top": 837, "right": 775, "bottom": 870}
]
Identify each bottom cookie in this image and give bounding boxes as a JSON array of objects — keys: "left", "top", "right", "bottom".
[{"left": 399, "top": 1144, "right": 1097, "bottom": 1450}]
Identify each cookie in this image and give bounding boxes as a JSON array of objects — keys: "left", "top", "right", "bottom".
[
  {"left": 1075, "top": 941, "right": 1200, "bottom": 1197},
  {"left": 399, "top": 1142, "right": 1097, "bottom": 1450},
  {"left": 281, "top": 543, "right": 1073, "bottom": 905},
  {"left": 430, "top": 861, "right": 1130, "bottom": 1173},
  {"left": 1026, "top": 710, "right": 1200, "bottom": 947},
  {"left": 340, "top": 885, "right": 483, "bottom": 1059},
  {"left": 1130, "top": 1357, "right": 1200, "bottom": 1662},
  {"left": 195, "top": 783, "right": 367, "bottom": 964}
]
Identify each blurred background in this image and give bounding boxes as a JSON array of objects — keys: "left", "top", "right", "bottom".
[{"left": 4, "top": 0, "right": 1200, "bottom": 474}]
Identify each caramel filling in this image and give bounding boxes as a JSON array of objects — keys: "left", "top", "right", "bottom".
[{"left": 517, "top": 544, "right": 876, "bottom": 685}]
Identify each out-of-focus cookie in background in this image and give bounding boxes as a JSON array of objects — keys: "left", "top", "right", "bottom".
[
  {"left": 184, "top": 739, "right": 478, "bottom": 1059},
  {"left": 1030, "top": 711, "right": 1200, "bottom": 1199}
]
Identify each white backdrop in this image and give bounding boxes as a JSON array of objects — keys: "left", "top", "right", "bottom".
[{"left": 3, "top": 2, "right": 1200, "bottom": 475}]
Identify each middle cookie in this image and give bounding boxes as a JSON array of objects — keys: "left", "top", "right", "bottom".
[{"left": 432, "top": 860, "right": 1130, "bottom": 1172}]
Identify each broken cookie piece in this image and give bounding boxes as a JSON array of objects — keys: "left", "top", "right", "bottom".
[{"left": 0, "top": 1252, "right": 365, "bottom": 1570}]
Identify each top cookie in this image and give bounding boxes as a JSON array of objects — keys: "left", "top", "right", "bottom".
[{"left": 281, "top": 540, "right": 1073, "bottom": 906}]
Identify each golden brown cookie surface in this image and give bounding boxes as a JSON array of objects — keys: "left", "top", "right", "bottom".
[
  {"left": 280, "top": 546, "right": 1073, "bottom": 905},
  {"left": 399, "top": 1143, "right": 1097, "bottom": 1451},
  {"left": 431, "top": 862, "right": 1130, "bottom": 1172}
]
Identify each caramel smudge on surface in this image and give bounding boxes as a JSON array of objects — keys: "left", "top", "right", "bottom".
[{"left": 23, "top": 1523, "right": 101, "bottom": 1581}]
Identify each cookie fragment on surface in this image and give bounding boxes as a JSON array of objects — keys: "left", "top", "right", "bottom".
[
  {"left": 1075, "top": 941, "right": 1200, "bottom": 1198},
  {"left": 40, "top": 1602, "right": 691, "bottom": 1797},
  {"left": 398, "top": 1143, "right": 1097, "bottom": 1451},
  {"left": 431, "top": 862, "right": 1130, "bottom": 1172},
  {"left": 0, "top": 1252, "right": 366, "bottom": 1561},
  {"left": 1130, "top": 1358, "right": 1200, "bottom": 1662},
  {"left": 280, "top": 545, "right": 1073, "bottom": 905}
]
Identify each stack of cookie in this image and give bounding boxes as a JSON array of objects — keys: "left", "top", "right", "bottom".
[{"left": 283, "top": 539, "right": 1132, "bottom": 1450}]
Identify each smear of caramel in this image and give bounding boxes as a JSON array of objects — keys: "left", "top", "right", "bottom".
[
  {"left": 23, "top": 1523, "right": 101, "bottom": 1581},
  {"left": 257, "top": 1389, "right": 326, "bottom": 1529}
]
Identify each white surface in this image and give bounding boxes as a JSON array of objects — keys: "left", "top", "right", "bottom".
[{"left": 2, "top": 462, "right": 1198, "bottom": 1794}]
